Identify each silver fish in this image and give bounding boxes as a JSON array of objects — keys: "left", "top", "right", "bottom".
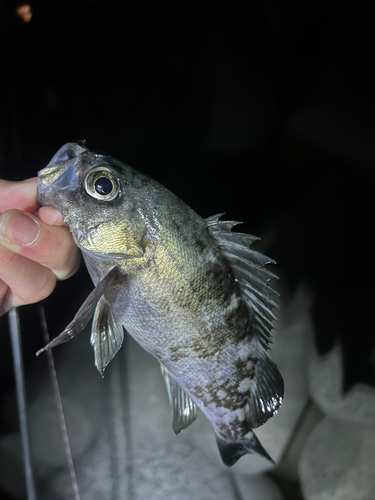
[{"left": 36, "top": 142, "right": 283, "bottom": 467}]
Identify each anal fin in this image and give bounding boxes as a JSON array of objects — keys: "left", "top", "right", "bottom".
[{"left": 160, "top": 365, "right": 198, "bottom": 434}]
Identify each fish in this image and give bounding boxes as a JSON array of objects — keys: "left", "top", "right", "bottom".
[{"left": 36, "top": 142, "right": 283, "bottom": 467}]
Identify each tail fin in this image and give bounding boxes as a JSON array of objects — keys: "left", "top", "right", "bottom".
[{"left": 215, "top": 431, "right": 274, "bottom": 467}]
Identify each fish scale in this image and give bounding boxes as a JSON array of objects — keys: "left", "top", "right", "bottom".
[{"left": 36, "top": 142, "right": 284, "bottom": 467}]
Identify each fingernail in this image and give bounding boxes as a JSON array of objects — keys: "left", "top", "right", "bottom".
[{"left": 0, "top": 210, "right": 41, "bottom": 246}]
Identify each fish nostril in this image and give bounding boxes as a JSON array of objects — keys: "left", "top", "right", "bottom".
[
  {"left": 64, "top": 145, "right": 79, "bottom": 160},
  {"left": 55, "top": 145, "right": 78, "bottom": 164}
]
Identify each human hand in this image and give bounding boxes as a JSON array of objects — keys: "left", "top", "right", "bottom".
[{"left": 0, "top": 178, "right": 80, "bottom": 317}]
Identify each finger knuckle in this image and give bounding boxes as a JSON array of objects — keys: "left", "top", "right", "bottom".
[{"left": 0, "top": 247, "right": 22, "bottom": 270}]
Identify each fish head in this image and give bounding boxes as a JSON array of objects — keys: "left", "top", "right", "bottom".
[{"left": 37, "top": 142, "right": 147, "bottom": 262}]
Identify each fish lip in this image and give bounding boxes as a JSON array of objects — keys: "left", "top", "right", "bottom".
[
  {"left": 36, "top": 182, "right": 50, "bottom": 206},
  {"left": 36, "top": 166, "right": 79, "bottom": 206},
  {"left": 36, "top": 142, "right": 88, "bottom": 206},
  {"left": 45, "top": 142, "right": 87, "bottom": 171}
]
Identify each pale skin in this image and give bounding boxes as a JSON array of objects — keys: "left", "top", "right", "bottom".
[{"left": 0, "top": 178, "right": 80, "bottom": 317}]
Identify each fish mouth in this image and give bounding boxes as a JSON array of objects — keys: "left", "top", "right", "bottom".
[{"left": 37, "top": 142, "right": 87, "bottom": 206}]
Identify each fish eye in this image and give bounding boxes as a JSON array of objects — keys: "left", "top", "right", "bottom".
[
  {"left": 84, "top": 167, "right": 120, "bottom": 201},
  {"left": 95, "top": 177, "right": 113, "bottom": 195}
]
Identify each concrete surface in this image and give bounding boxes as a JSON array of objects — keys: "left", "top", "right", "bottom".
[
  {"left": 309, "top": 341, "right": 375, "bottom": 426},
  {"left": 299, "top": 416, "right": 375, "bottom": 500}
]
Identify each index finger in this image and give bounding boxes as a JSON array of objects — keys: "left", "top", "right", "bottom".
[{"left": 0, "top": 178, "right": 38, "bottom": 214}]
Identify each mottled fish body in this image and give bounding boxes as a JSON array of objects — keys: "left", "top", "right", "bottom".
[{"left": 36, "top": 143, "right": 283, "bottom": 466}]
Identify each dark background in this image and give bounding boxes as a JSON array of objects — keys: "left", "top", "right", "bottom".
[{"left": 0, "top": 0, "right": 374, "bottom": 495}]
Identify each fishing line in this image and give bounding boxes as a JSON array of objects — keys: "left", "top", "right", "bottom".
[
  {"left": 122, "top": 334, "right": 135, "bottom": 500},
  {"left": 108, "top": 333, "right": 134, "bottom": 500},
  {"left": 39, "top": 305, "right": 81, "bottom": 500},
  {"left": 227, "top": 470, "right": 245, "bottom": 500},
  {"left": 8, "top": 308, "right": 37, "bottom": 500}
]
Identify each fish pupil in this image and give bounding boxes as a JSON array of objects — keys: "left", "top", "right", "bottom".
[{"left": 94, "top": 177, "right": 113, "bottom": 195}]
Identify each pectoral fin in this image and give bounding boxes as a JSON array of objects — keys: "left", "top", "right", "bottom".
[
  {"left": 91, "top": 297, "right": 124, "bottom": 376},
  {"left": 160, "top": 365, "right": 198, "bottom": 434},
  {"left": 36, "top": 266, "right": 124, "bottom": 356}
]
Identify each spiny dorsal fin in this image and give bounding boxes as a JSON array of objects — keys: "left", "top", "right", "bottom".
[
  {"left": 206, "top": 214, "right": 278, "bottom": 350},
  {"left": 91, "top": 297, "right": 124, "bottom": 376},
  {"left": 160, "top": 365, "right": 198, "bottom": 434}
]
